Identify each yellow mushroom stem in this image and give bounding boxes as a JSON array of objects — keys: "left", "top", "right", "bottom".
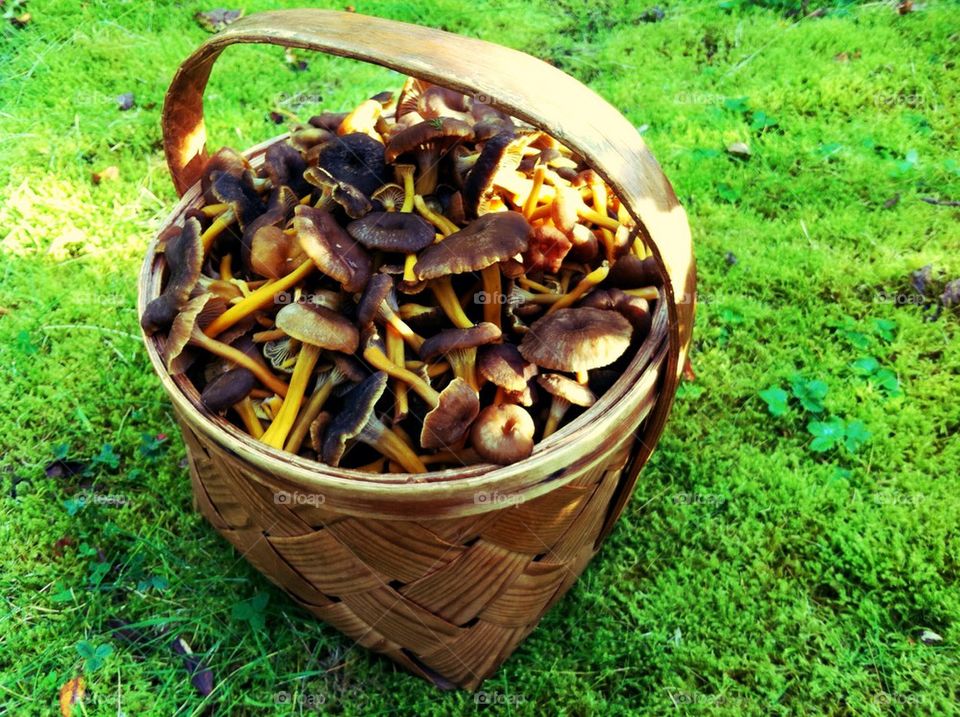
[
  {"left": 480, "top": 265, "right": 502, "bottom": 328},
  {"left": 578, "top": 206, "right": 620, "bottom": 232},
  {"left": 200, "top": 203, "right": 229, "bottom": 218},
  {"left": 380, "top": 303, "right": 425, "bottom": 352},
  {"left": 522, "top": 164, "right": 547, "bottom": 218},
  {"left": 405, "top": 360, "right": 450, "bottom": 378},
  {"left": 402, "top": 252, "right": 418, "bottom": 283},
  {"left": 260, "top": 343, "right": 322, "bottom": 449},
  {"left": 599, "top": 227, "right": 617, "bottom": 264},
  {"left": 188, "top": 328, "right": 289, "bottom": 398},
  {"left": 624, "top": 286, "right": 660, "bottom": 301},
  {"left": 362, "top": 344, "right": 439, "bottom": 407},
  {"left": 299, "top": 193, "right": 313, "bottom": 205},
  {"left": 356, "top": 457, "right": 386, "bottom": 473},
  {"left": 233, "top": 397, "right": 264, "bottom": 439},
  {"left": 200, "top": 207, "right": 236, "bottom": 254},
  {"left": 518, "top": 276, "right": 559, "bottom": 294},
  {"left": 493, "top": 386, "right": 507, "bottom": 405},
  {"left": 386, "top": 324, "right": 409, "bottom": 422},
  {"left": 373, "top": 427, "right": 428, "bottom": 474},
  {"left": 204, "top": 259, "right": 315, "bottom": 338},
  {"left": 542, "top": 396, "right": 571, "bottom": 439},
  {"left": 414, "top": 194, "right": 459, "bottom": 236},
  {"left": 445, "top": 349, "right": 480, "bottom": 391},
  {"left": 431, "top": 276, "right": 474, "bottom": 329},
  {"left": 420, "top": 447, "right": 482, "bottom": 466},
  {"left": 253, "top": 328, "right": 287, "bottom": 343},
  {"left": 284, "top": 370, "right": 339, "bottom": 454},
  {"left": 249, "top": 388, "right": 272, "bottom": 400},
  {"left": 576, "top": 370, "right": 589, "bottom": 384},
  {"left": 546, "top": 264, "right": 610, "bottom": 315},
  {"left": 219, "top": 253, "right": 233, "bottom": 281}
]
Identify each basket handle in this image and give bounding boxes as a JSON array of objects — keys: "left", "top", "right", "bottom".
[{"left": 162, "top": 8, "right": 694, "bottom": 474}]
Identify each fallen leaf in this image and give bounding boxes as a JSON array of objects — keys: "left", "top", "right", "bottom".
[
  {"left": 882, "top": 193, "right": 900, "bottom": 209},
  {"left": 171, "top": 636, "right": 214, "bottom": 696},
  {"left": 0, "top": 305, "right": 10, "bottom": 315},
  {"left": 44, "top": 459, "right": 86, "bottom": 479},
  {"left": 345, "top": 5, "right": 356, "bottom": 12},
  {"left": 58, "top": 677, "right": 85, "bottom": 717},
  {"left": 897, "top": 0, "right": 913, "bottom": 14},
  {"left": 920, "top": 629, "right": 943, "bottom": 645},
  {"left": 942, "top": 279, "right": 960, "bottom": 307},
  {"left": 725, "top": 251, "right": 738, "bottom": 266},
  {"left": 53, "top": 535, "right": 75, "bottom": 558},
  {"left": 638, "top": 6, "right": 665, "bottom": 22},
  {"left": 682, "top": 357, "right": 696, "bottom": 382},
  {"left": 195, "top": 9, "right": 243, "bottom": 33},
  {"left": 268, "top": 111, "right": 284, "bottom": 124},
  {"left": 910, "top": 264, "right": 932, "bottom": 295},
  {"left": 726, "top": 141, "right": 751, "bottom": 159},
  {"left": 11, "top": 12, "right": 30, "bottom": 28},
  {"left": 284, "top": 47, "right": 308, "bottom": 71},
  {"left": 92, "top": 166, "right": 120, "bottom": 184},
  {"left": 834, "top": 52, "right": 849, "bottom": 63},
  {"left": 116, "top": 92, "right": 135, "bottom": 111}
]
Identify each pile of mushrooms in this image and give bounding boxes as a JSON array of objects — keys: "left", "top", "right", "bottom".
[{"left": 142, "top": 77, "right": 661, "bottom": 474}]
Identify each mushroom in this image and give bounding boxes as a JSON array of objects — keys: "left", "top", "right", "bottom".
[
  {"left": 346, "top": 211, "right": 435, "bottom": 253},
  {"left": 201, "top": 171, "right": 266, "bottom": 253},
  {"left": 519, "top": 307, "right": 633, "bottom": 380},
  {"left": 259, "top": 302, "right": 360, "bottom": 450},
  {"left": 463, "top": 131, "right": 536, "bottom": 217},
  {"left": 470, "top": 403, "right": 536, "bottom": 464},
  {"left": 309, "top": 111, "right": 349, "bottom": 132},
  {"left": 201, "top": 368, "right": 256, "bottom": 412},
  {"left": 141, "top": 218, "right": 203, "bottom": 335},
  {"left": 166, "top": 293, "right": 289, "bottom": 397},
  {"left": 355, "top": 274, "right": 425, "bottom": 352},
  {"left": 537, "top": 373, "right": 596, "bottom": 438},
  {"left": 414, "top": 211, "right": 530, "bottom": 329},
  {"left": 240, "top": 185, "right": 299, "bottom": 276},
  {"left": 524, "top": 224, "right": 572, "bottom": 275},
  {"left": 315, "top": 132, "right": 390, "bottom": 196},
  {"left": 361, "top": 329, "right": 479, "bottom": 449},
  {"left": 545, "top": 263, "right": 610, "bottom": 315},
  {"left": 285, "top": 354, "right": 366, "bottom": 453},
  {"left": 371, "top": 183, "right": 406, "bottom": 211},
  {"left": 322, "top": 372, "right": 427, "bottom": 473},
  {"left": 604, "top": 254, "right": 662, "bottom": 289},
  {"left": 477, "top": 343, "right": 537, "bottom": 404},
  {"left": 337, "top": 98, "right": 383, "bottom": 140},
  {"left": 384, "top": 117, "right": 474, "bottom": 195},
  {"left": 200, "top": 147, "right": 249, "bottom": 203},
  {"left": 261, "top": 140, "right": 309, "bottom": 197},
  {"left": 581, "top": 288, "right": 651, "bottom": 332},
  {"left": 294, "top": 205, "right": 371, "bottom": 293},
  {"left": 418, "top": 322, "right": 501, "bottom": 391}
]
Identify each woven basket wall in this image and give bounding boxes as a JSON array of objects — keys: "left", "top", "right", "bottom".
[{"left": 140, "top": 9, "right": 696, "bottom": 690}]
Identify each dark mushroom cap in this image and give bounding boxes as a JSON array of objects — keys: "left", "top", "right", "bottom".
[
  {"left": 470, "top": 404, "right": 535, "bottom": 464},
  {"left": 322, "top": 371, "right": 388, "bottom": 466},
  {"left": 477, "top": 343, "right": 537, "bottom": 392},
  {"left": 355, "top": 273, "right": 394, "bottom": 327},
  {"left": 241, "top": 185, "right": 298, "bottom": 272},
  {"left": 201, "top": 368, "right": 256, "bottom": 412},
  {"left": 581, "top": 288, "right": 651, "bottom": 332},
  {"left": 295, "top": 205, "right": 371, "bottom": 293},
  {"left": 315, "top": 132, "right": 390, "bottom": 196},
  {"left": 605, "top": 254, "right": 662, "bottom": 289},
  {"left": 371, "top": 183, "right": 406, "bottom": 211},
  {"left": 384, "top": 118, "right": 474, "bottom": 163},
  {"left": 275, "top": 302, "right": 360, "bottom": 353},
  {"left": 308, "top": 411, "right": 333, "bottom": 454},
  {"left": 201, "top": 147, "right": 249, "bottom": 200},
  {"left": 262, "top": 140, "right": 308, "bottom": 196},
  {"left": 419, "top": 322, "right": 501, "bottom": 361},
  {"left": 418, "top": 86, "right": 472, "bottom": 120},
  {"left": 210, "top": 171, "right": 265, "bottom": 229},
  {"left": 331, "top": 180, "right": 373, "bottom": 219},
  {"left": 347, "top": 211, "right": 435, "bottom": 252},
  {"left": 537, "top": 373, "right": 596, "bottom": 407},
  {"left": 164, "top": 293, "right": 218, "bottom": 373},
  {"left": 414, "top": 211, "right": 530, "bottom": 280},
  {"left": 309, "top": 111, "right": 349, "bottom": 132},
  {"left": 141, "top": 218, "right": 204, "bottom": 335},
  {"left": 463, "top": 130, "right": 516, "bottom": 217},
  {"left": 519, "top": 307, "right": 632, "bottom": 372},
  {"left": 421, "top": 377, "right": 480, "bottom": 449},
  {"left": 331, "top": 352, "right": 367, "bottom": 384}
]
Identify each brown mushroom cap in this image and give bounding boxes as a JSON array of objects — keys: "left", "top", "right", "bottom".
[
  {"left": 241, "top": 185, "right": 298, "bottom": 273},
  {"left": 371, "top": 183, "right": 406, "bottom": 211},
  {"left": 537, "top": 373, "right": 597, "bottom": 407},
  {"left": 581, "top": 288, "right": 651, "bottom": 331},
  {"left": 418, "top": 322, "right": 501, "bottom": 361},
  {"left": 315, "top": 132, "right": 390, "bottom": 196},
  {"left": 141, "top": 218, "right": 204, "bottom": 335},
  {"left": 295, "top": 205, "right": 371, "bottom": 293},
  {"left": 262, "top": 140, "right": 308, "bottom": 196},
  {"left": 477, "top": 343, "right": 537, "bottom": 393},
  {"left": 347, "top": 211, "right": 435, "bottom": 252},
  {"left": 384, "top": 117, "right": 474, "bottom": 163},
  {"left": 210, "top": 171, "right": 265, "bottom": 229},
  {"left": 470, "top": 404, "right": 535, "bottom": 464},
  {"left": 519, "top": 307, "right": 632, "bottom": 372},
  {"left": 414, "top": 211, "right": 530, "bottom": 280},
  {"left": 355, "top": 273, "right": 394, "bottom": 327},
  {"left": 322, "top": 371, "right": 388, "bottom": 466},
  {"left": 525, "top": 224, "right": 573, "bottom": 275},
  {"left": 421, "top": 377, "right": 480, "bottom": 449},
  {"left": 201, "top": 368, "right": 256, "bottom": 412},
  {"left": 200, "top": 147, "right": 249, "bottom": 200},
  {"left": 275, "top": 302, "right": 359, "bottom": 354},
  {"left": 463, "top": 130, "right": 515, "bottom": 217},
  {"left": 604, "top": 254, "right": 662, "bottom": 289}
]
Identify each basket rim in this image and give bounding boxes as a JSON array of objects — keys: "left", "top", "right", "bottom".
[{"left": 139, "top": 135, "right": 670, "bottom": 509}]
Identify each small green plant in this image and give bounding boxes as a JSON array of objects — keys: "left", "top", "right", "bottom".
[{"left": 76, "top": 640, "right": 113, "bottom": 673}]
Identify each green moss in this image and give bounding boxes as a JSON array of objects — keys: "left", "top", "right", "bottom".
[{"left": 1, "top": 0, "right": 958, "bottom": 714}]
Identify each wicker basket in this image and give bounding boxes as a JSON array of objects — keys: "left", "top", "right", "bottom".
[{"left": 139, "top": 9, "right": 696, "bottom": 690}]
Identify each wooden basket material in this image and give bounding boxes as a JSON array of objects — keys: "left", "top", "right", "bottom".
[{"left": 140, "top": 10, "right": 695, "bottom": 689}]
